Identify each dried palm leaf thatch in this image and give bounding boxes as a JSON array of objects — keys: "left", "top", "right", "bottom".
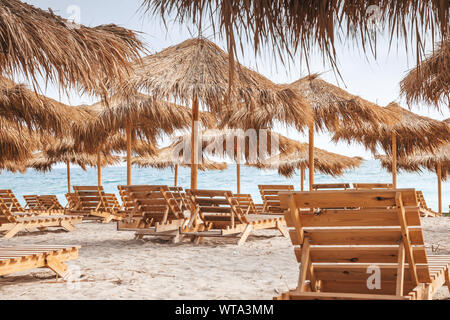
[
  {"left": 0, "top": 160, "right": 27, "bottom": 173},
  {"left": 332, "top": 102, "right": 450, "bottom": 157},
  {"left": 132, "top": 142, "right": 227, "bottom": 171},
  {"left": 172, "top": 128, "right": 298, "bottom": 163},
  {"left": 376, "top": 146, "right": 449, "bottom": 182},
  {"left": 114, "top": 38, "right": 313, "bottom": 131},
  {"left": 71, "top": 94, "right": 205, "bottom": 153},
  {"left": 143, "top": 1, "right": 448, "bottom": 76},
  {"left": 27, "top": 151, "right": 120, "bottom": 173},
  {"left": 0, "top": 0, "right": 144, "bottom": 94},
  {"left": 400, "top": 38, "right": 450, "bottom": 110},
  {"left": 0, "top": 116, "right": 40, "bottom": 163},
  {"left": 287, "top": 74, "right": 395, "bottom": 131},
  {"left": 249, "top": 140, "right": 363, "bottom": 178},
  {"left": 0, "top": 76, "right": 70, "bottom": 133}
]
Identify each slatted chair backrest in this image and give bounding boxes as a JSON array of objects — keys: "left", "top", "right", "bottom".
[
  {"left": 125, "top": 185, "right": 182, "bottom": 224},
  {"left": 279, "top": 189, "right": 430, "bottom": 297},
  {"left": 72, "top": 186, "right": 108, "bottom": 213},
  {"left": 258, "top": 185, "right": 294, "bottom": 213},
  {"left": 65, "top": 193, "right": 79, "bottom": 210},
  {"left": 312, "top": 183, "right": 350, "bottom": 190},
  {"left": 23, "top": 195, "right": 41, "bottom": 210},
  {"left": 186, "top": 189, "right": 245, "bottom": 229},
  {"left": 233, "top": 194, "right": 259, "bottom": 214},
  {"left": 0, "top": 197, "right": 18, "bottom": 222},
  {"left": 38, "top": 195, "right": 64, "bottom": 210},
  {"left": 118, "top": 185, "right": 135, "bottom": 214},
  {"left": 169, "top": 186, "right": 189, "bottom": 211},
  {"left": 353, "top": 183, "right": 394, "bottom": 190},
  {"left": 416, "top": 191, "right": 429, "bottom": 210},
  {"left": 0, "top": 190, "right": 25, "bottom": 212},
  {"left": 103, "top": 193, "right": 121, "bottom": 211}
]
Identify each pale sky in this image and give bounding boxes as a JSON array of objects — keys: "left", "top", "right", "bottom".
[{"left": 22, "top": 0, "right": 450, "bottom": 159}]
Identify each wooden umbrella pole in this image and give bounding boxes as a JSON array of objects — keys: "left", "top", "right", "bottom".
[
  {"left": 66, "top": 160, "right": 71, "bottom": 193},
  {"left": 191, "top": 97, "right": 199, "bottom": 190},
  {"left": 300, "top": 164, "right": 305, "bottom": 191},
  {"left": 174, "top": 164, "right": 178, "bottom": 187},
  {"left": 437, "top": 162, "right": 442, "bottom": 215},
  {"left": 126, "top": 119, "right": 132, "bottom": 185},
  {"left": 392, "top": 132, "right": 397, "bottom": 188},
  {"left": 308, "top": 125, "right": 315, "bottom": 191},
  {"left": 97, "top": 150, "right": 101, "bottom": 187}
]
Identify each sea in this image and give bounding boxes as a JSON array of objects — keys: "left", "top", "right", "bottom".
[{"left": 1, "top": 160, "right": 448, "bottom": 212}]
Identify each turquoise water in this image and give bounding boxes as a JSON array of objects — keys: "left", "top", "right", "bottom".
[{"left": 1, "top": 160, "right": 448, "bottom": 212}]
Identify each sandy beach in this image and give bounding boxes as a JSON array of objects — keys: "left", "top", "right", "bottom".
[{"left": 1, "top": 217, "right": 449, "bottom": 300}]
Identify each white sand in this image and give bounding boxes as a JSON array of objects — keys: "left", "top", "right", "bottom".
[{"left": 0, "top": 217, "right": 449, "bottom": 300}]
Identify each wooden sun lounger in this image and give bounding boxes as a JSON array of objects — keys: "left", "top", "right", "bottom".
[
  {"left": 169, "top": 186, "right": 190, "bottom": 211},
  {"left": 38, "top": 195, "right": 65, "bottom": 212},
  {"left": 70, "top": 186, "right": 124, "bottom": 223},
  {"left": 0, "top": 198, "right": 82, "bottom": 239},
  {"left": 416, "top": 191, "right": 438, "bottom": 217},
  {"left": 117, "top": 185, "right": 186, "bottom": 242},
  {"left": 233, "top": 194, "right": 263, "bottom": 214},
  {"left": 312, "top": 183, "right": 351, "bottom": 190},
  {"left": 353, "top": 183, "right": 394, "bottom": 190},
  {"left": 23, "top": 195, "right": 40, "bottom": 210},
  {"left": 182, "top": 190, "right": 288, "bottom": 246},
  {"left": 0, "top": 189, "right": 35, "bottom": 216},
  {"left": 0, "top": 245, "right": 80, "bottom": 278},
  {"left": 258, "top": 185, "right": 294, "bottom": 214},
  {"left": 274, "top": 188, "right": 450, "bottom": 300},
  {"left": 118, "top": 185, "right": 136, "bottom": 215}
]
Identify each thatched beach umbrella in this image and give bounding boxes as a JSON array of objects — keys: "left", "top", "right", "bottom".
[
  {"left": 132, "top": 143, "right": 227, "bottom": 186},
  {"left": 172, "top": 129, "right": 298, "bottom": 193},
  {"left": 1, "top": 0, "right": 143, "bottom": 96},
  {"left": 144, "top": 1, "right": 448, "bottom": 78},
  {"left": 228, "top": 73, "right": 393, "bottom": 190},
  {"left": 27, "top": 152, "right": 120, "bottom": 193},
  {"left": 72, "top": 95, "right": 210, "bottom": 185},
  {"left": 377, "top": 118, "right": 449, "bottom": 214},
  {"left": 401, "top": 38, "right": 449, "bottom": 110},
  {"left": 333, "top": 102, "right": 450, "bottom": 188},
  {"left": 114, "top": 38, "right": 312, "bottom": 189},
  {"left": 0, "top": 117, "right": 40, "bottom": 163},
  {"left": 250, "top": 140, "right": 363, "bottom": 190},
  {"left": 0, "top": 160, "right": 26, "bottom": 174}
]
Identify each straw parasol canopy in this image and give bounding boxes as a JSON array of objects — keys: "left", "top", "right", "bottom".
[
  {"left": 112, "top": 38, "right": 312, "bottom": 189},
  {"left": 0, "top": 117, "right": 40, "bottom": 163},
  {"left": 1, "top": 0, "right": 143, "bottom": 95},
  {"left": 143, "top": 1, "right": 448, "bottom": 75},
  {"left": 132, "top": 142, "right": 227, "bottom": 186},
  {"left": 254, "top": 147, "right": 363, "bottom": 179},
  {"left": 0, "top": 76, "right": 71, "bottom": 133},
  {"left": 0, "top": 160, "right": 26, "bottom": 174},
  {"left": 27, "top": 152, "right": 120, "bottom": 173},
  {"left": 333, "top": 103, "right": 450, "bottom": 189},
  {"left": 333, "top": 102, "right": 450, "bottom": 157},
  {"left": 400, "top": 38, "right": 450, "bottom": 110}
]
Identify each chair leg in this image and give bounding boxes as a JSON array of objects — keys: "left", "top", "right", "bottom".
[
  {"left": 60, "top": 220, "right": 75, "bottom": 232},
  {"left": 276, "top": 221, "right": 289, "bottom": 238},
  {"left": 3, "top": 224, "right": 23, "bottom": 239},
  {"left": 237, "top": 224, "right": 253, "bottom": 246},
  {"left": 46, "top": 255, "right": 69, "bottom": 278}
]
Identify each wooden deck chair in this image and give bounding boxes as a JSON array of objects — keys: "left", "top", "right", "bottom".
[
  {"left": 353, "top": 183, "right": 394, "bottom": 190},
  {"left": 65, "top": 193, "right": 79, "bottom": 211},
  {"left": 233, "top": 194, "right": 263, "bottom": 214},
  {"left": 258, "top": 185, "right": 294, "bottom": 214},
  {"left": 103, "top": 193, "right": 122, "bottom": 211},
  {"left": 71, "top": 186, "right": 123, "bottom": 223},
  {"left": 312, "top": 183, "right": 351, "bottom": 190},
  {"left": 118, "top": 185, "right": 136, "bottom": 215},
  {"left": 274, "top": 189, "right": 450, "bottom": 300},
  {"left": 23, "top": 195, "right": 41, "bottom": 210},
  {"left": 38, "top": 195, "right": 65, "bottom": 211},
  {"left": 416, "top": 191, "right": 438, "bottom": 217},
  {"left": 0, "top": 198, "right": 82, "bottom": 239},
  {"left": 169, "top": 186, "right": 190, "bottom": 211},
  {"left": 117, "top": 185, "right": 186, "bottom": 242},
  {"left": 0, "top": 189, "right": 27, "bottom": 214},
  {"left": 0, "top": 245, "right": 80, "bottom": 278},
  {"left": 182, "top": 190, "right": 288, "bottom": 246}
]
